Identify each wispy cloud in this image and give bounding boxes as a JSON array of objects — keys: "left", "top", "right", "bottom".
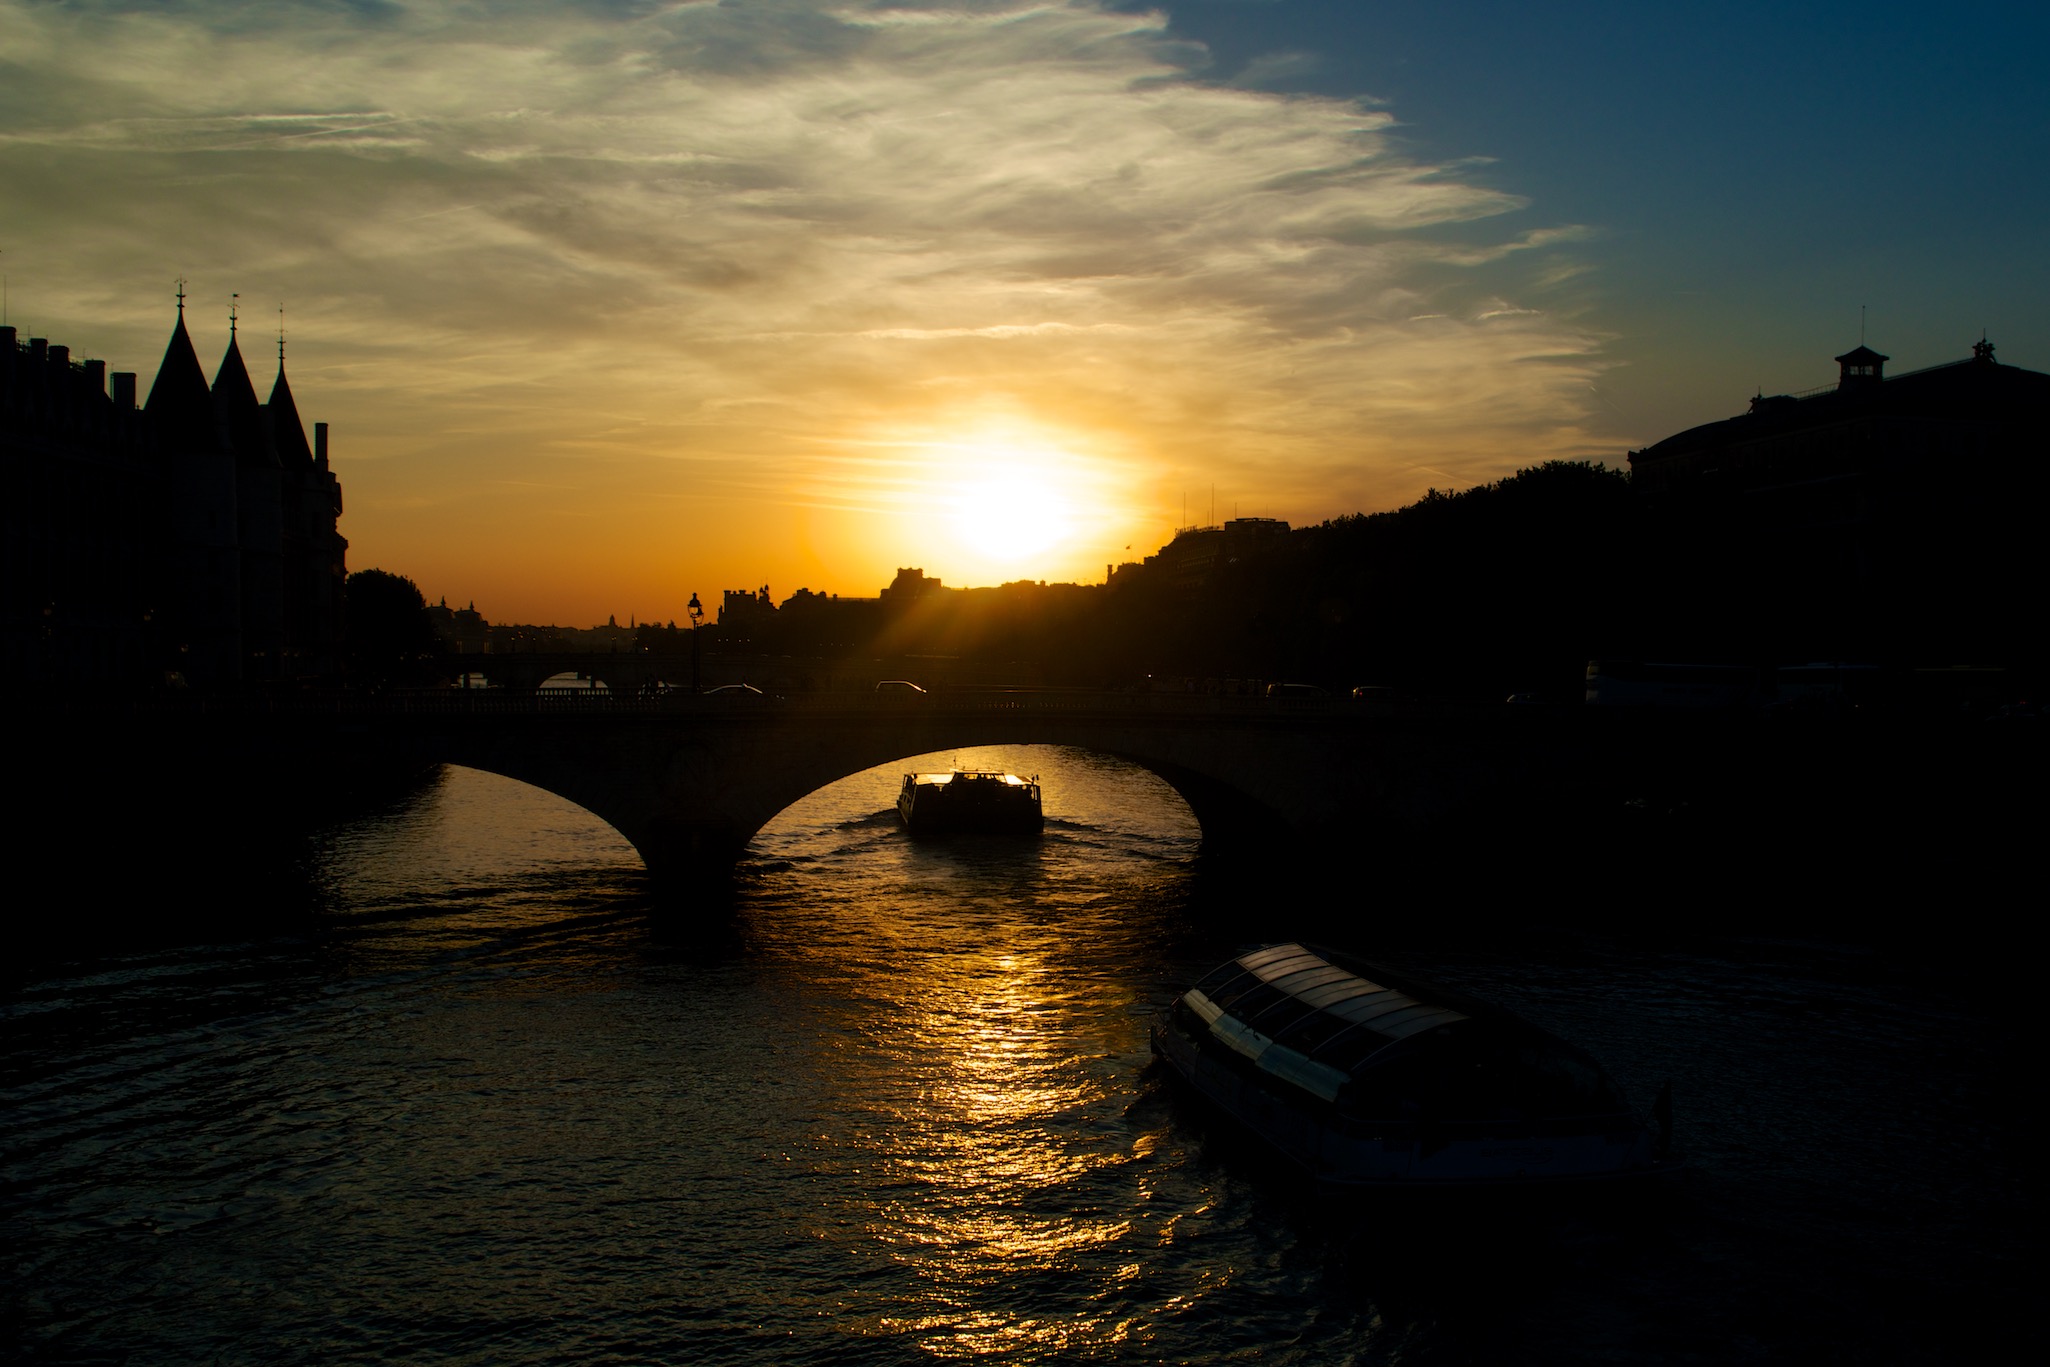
[{"left": 1, "top": 0, "right": 1606, "bottom": 606}]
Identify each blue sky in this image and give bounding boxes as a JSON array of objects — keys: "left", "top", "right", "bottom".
[
  {"left": 3, "top": 1, "right": 2043, "bottom": 620},
  {"left": 1139, "top": 1, "right": 2049, "bottom": 417}
]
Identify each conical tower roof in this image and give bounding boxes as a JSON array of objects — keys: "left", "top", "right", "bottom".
[
  {"left": 213, "top": 326, "right": 280, "bottom": 468},
  {"left": 145, "top": 299, "right": 217, "bottom": 446},
  {"left": 267, "top": 359, "right": 315, "bottom": 470}
]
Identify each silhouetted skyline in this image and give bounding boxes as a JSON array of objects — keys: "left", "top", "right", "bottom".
[{"left": 2, "top": 0, "right": 2042, "bottom": 624}]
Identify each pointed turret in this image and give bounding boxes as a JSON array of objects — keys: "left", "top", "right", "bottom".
[
  {"left": 213, "top": 318, "right": 279, "bottom": 469},
  {"left": 150, "top": 285, "right": 245, "bottom": 685},
  {"left": 213, "top": 302, "right": 285, "bottom": 677},
  {"left": 267, "top": 360, "right": 315, "bottom": 470},
  {"left": 145, "top": 286, "right": 216, "bottom": 445}
]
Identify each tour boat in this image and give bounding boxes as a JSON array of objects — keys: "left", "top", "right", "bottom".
[
  {"left": 896, "top": 769, "right": 1043, "bottom": 837},
  {"left": 1151, "top": 943, "right": 1677, "bottom": 1187}
]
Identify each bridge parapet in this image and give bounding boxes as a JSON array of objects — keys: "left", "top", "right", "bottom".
[
  {"left": 107, "top": 688, "right": 1375, "bottom": 722},
  {"left": 68, "top": 688, "right": 1829, "bottom": 902}
]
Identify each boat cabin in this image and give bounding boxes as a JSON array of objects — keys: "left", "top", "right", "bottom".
[
  {"left": 1173, "top": 944, "right": 1631, "bottom": 1126},
  {"left": 897, "top": 769, "right": 1043, "bottom": 837}
]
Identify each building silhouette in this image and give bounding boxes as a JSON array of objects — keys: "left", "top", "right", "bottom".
[
  {"left": 2, "top": 294, "right": 346, "bottom": 688},
  {"left": 878, "top": 567, "right": 944, "bottom": 605},
  {"left": 1103, "top": 516, "right": 1291, "bottom": 596},
  {"left": 1628, "top": 338, "right": 2048, "bottom": 662},
  {"left": 426, "top": 598, "right": 490, "bottom": 655}
]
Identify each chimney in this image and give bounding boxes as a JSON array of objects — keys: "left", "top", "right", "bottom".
[
  {"left": 113, "top": 372, "right": 138, "bottom": 408},
  {"left": 49, "top": 344, "right": 69, "bottom": 368},
  {"left": 315, "top": 421, "right": 329, "bottom": 469},
  {"left": 85, "top": 359, "right": 106, "bottom": 395},
  {"left": 29, "top": 337, "right": 48, "bottom": 362},
  {"left": 1, "top": 325, "right": 15, "bottom": 349}
]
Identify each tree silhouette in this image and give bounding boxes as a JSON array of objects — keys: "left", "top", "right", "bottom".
[{"left": 344, "top": 569, "right": 445, "bottom": 689}]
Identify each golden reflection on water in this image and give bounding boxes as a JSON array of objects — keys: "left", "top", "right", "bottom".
[
  {"left": 875, "top": 1307, "right": 1135, "bottom": 1360},
  {"left": 324, "top": 752, "right": 1208, "bottom": 1359},
  {"left": 312, "top": 766, "right": 645, "bottom": 973},
  {"left": 750, "top": 746, "right": 1208, "bottom": 1359},
  {"left": 855, "top": 947, "right": 1141, "bottom": 1357}
]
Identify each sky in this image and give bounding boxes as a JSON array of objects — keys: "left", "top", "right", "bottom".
[{"left": 4, "top": 0, "right": 2045, "bottom": 624}]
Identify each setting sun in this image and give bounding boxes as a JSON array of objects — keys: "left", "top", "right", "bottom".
[
  {"left": 948, "top": 467, "right": 1075, "bottom": 562},
  {"left": 838, "top": 414, "right": 1145, "bottom": 585}
]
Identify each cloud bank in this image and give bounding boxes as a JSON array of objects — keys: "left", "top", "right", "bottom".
[{"left": 1, "top": 0, "right": 1607, "bottom": 610}]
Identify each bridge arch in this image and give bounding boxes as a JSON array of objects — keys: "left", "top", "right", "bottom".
[
  {"left": 406, "top": 763, "right": 644, "bottom": 875},
  {"left": 613, "top": 721, "right": 1286, "bottom": 881},
  {"left": 414, "top": 705, "right": 1294, "bottom": 883},
  {"left": 344, "top": 692, "right": 1565, "bottom": 892},
  {"left": 742, "top": 741, "right": 1207, "bottom": 854}
]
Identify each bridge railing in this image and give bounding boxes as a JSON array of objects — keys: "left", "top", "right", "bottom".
[{"left": 86, "top": 687, "right": 1362, "bottom": 720}]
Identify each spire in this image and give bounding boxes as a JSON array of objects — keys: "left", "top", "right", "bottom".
[
  {"left": 267, "top": 354, "right": 315, "bottom": 470},
  {"left": 213, "top": 325, "right": 257, "bottom": 411},
  {"left": 265, "top": 299, "right": 314, "bottom": 470},
  {"left": 214, "top": 315, "right": 280, "bottom": 469},
  {"left": 146, "top": 282, "right": 215, "bottom": 443}
]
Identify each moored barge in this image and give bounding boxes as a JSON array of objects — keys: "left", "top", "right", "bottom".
[{"left": 1152, "top": 943, "right": 1676, "bottom": 1187}]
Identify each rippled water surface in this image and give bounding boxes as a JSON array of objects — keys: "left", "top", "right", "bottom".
[{"left": 2, "top": 750, "right": 2024, "bottom": 1364}]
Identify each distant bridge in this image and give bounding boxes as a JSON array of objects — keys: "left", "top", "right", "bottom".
[{"left": 443, "top": 651, "right": 687, "bottom": 693}]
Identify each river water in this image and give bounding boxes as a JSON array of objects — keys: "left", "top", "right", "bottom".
[{"left": 2, "top": 748, "right": 2025, "bottom": 1364}]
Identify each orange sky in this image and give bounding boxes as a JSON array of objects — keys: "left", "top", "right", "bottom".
[{"left": 7, "top": 1, "right": 2039, "bottom": 624}]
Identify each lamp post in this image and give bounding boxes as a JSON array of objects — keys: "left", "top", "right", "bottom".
[{"left": 687, "top": 592, "right": 703, "bottom": 693}]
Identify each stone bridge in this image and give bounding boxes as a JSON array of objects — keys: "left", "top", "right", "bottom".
[
  {"left": 33, "top": 688, "right": 2010, "bottom": 908},
  {"left": 305, "top": 690, "right": 1617, "bottom": 883},
  {"left": 443, "top": 651, "right": 682, "bottom": 693}
]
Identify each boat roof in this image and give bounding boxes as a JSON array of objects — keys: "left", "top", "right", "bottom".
[
  {"left": 1179, "top": 942, "right": 1589, "bottom": 1106},
  {"left": 905, "top": 770, "right": 1035, "bottom": 785},
  {"left": 1232, "top": 942, "right": 1471, "bottom": 1042},
  {"left": 1178, "top": 943, "right": 1632, "bottom": 1119}
]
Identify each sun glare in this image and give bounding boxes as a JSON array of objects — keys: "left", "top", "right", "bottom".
[
  {"left": 844, "top": 415, "right": 1142, "bottom": 584},
  {"left": 949, "top": 471, "right": 1074, "bottom": 561}
]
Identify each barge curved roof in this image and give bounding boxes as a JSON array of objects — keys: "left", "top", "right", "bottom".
[
  {"left": 904, "top": 769, "right": 1036, "bottom": 786},
  {"left": 1180, "top": 943, "right": 1617, "bottom": 1110},
  {"left": 1222, "top": 943, "right": 1470, "bottom": 1041}
]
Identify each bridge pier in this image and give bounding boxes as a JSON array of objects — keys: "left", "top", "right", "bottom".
[
  {"left": 1131, "top": 758, "right": 1293, "bottom": 855},
  {"left": 631, "top": 813, "right": 757, "bottom": 891}
]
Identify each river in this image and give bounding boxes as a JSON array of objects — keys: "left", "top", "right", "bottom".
[{"left": 1, "top": 747, "right": 2024, "bottom": 1363}]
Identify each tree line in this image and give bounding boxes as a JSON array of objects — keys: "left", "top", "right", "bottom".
[
  {"left": 346, "top": 460, "right": 1640, "bottom": 695},
  {"left": 348, "top": 452, "right": 2035, "bottom": 696}
]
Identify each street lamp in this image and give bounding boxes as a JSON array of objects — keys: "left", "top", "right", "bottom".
[{"left": 687, "top": 592, "right": 703, "bottom": 693}]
